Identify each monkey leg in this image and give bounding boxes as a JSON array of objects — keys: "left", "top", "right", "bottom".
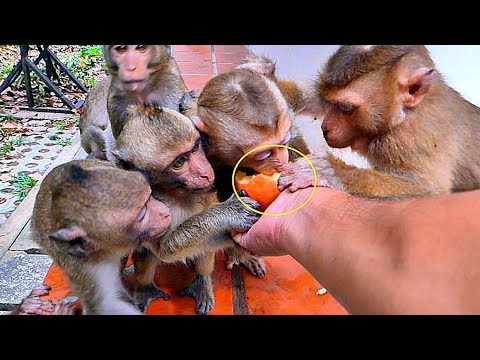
[
  {"left": 226, "top": 246, "right": 266, "bottom": 278},
  {"left": 178, "top": 251, "right": 215, "bottom": 315},
  {"left": 133, "top": 247, "right": 170, "bottom": 313}
]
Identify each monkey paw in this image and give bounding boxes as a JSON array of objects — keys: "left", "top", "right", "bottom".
[
  {"left": 225, "top": 247, "right": 240, "bottom": 270},
  {"left": 14, "top": 283, "right": 56, "bottom": 315},
  {"left": 134, "top": 283, "right": 171, "bottom": 313},
  {"left": 278, "top": 154, "right": 339, "bottom": 192},
  {"left": 29, "top": 282, "right": 51, "bottom": 296},
  {"left": 225, "top": 195, "right": 261, "bottom": 232},
  {"left": 240, "top": 254, "right": 266, "bottom": 278},
  {"left": 178, "top": 274, "right": 214, "bottom": 315},
  {"left": 179, "top": 90, "right": 200, "bottom": 114}
]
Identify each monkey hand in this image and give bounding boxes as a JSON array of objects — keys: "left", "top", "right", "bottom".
[
  {"left": 278, "top": 153, "right": 341, "bottom": 192},
  {"left": 179, "top": 90, "right": 200, "bottom": 115},
  {"left": 13, "top": 283, "right": 55, "bottom": 315},
  {"left": 223, "top": 193, "right": 261, "bottom": 232}
]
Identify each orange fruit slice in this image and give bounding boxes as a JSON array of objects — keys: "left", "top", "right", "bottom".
[{"left": 235, "top": 170, "right": 282, "bottom": 211}]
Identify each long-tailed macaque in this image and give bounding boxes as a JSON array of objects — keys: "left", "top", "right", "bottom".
[
  {"left": 31, "top": 159, "right": 172, "bottom": 315},
  {"left": 79, "top": 77, "right": 115, "bottom": 162},
  {"left": 104, "top": 45, "right": 193, "bottom": 139},
  {"left": 112, "top": 105, "right": 260, "bottom": 315},
  {"left": 278, "top": 45, "right": 480, "bottom": 198},
  {"left": 190, "top": 56, "right": 317, "bottom": 273}
]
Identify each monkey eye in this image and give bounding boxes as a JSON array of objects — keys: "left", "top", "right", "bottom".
[
  {"left": 114, "top": 45, "right": 127, "bottom": 53},
  {"left": 255, "top": 150, "right": 272, "bottom": 161},
  {"left": 136, "top": 45, "right": 147, "bottom": 52},
  {"left": 191, "top": 141, "right": 200, "bottom": 153},
  {"left": 172, "top": 156, "right": 186, "bottom": 169},
  {"left": 337, "top": 103, "right": 356, "bottom": 115},
  {"left": 136, "top": 204, "right": 147, "bottom": 222}
]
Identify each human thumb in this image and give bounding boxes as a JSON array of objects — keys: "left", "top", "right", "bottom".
[{"left": 231, "top": 230, "right": 250, "bottom": 249}]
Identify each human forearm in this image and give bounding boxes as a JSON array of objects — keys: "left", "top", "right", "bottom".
[
  {"left": 290, "top": 188, "right": 480, "bottom": 314},
  {"left": 283, "top": 188, "right": 408, "bottom": 314}
]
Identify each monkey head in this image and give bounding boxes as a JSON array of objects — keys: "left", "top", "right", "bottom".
[
  {"left": 103, "top": 45, "right": 168, "bottom": 93},
  {"left": 316, "top": 45, "right": 437, "bottom": 154},
  {"left": 37, "top": 160, "right": 171, "bottom": 260},
  {"left": 195, "top": 66, "right": 293, "bottom": 175},
  {"left": 113, "top": 105, "right": 215, "bottom": 192}
]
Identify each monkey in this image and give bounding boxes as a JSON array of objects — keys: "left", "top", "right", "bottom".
[
  {"left": 104, "top": 45, "right": 194, "bottom": 139},
  {"left": 79, "top": 76, "right": 116, "bottom": 162},
  {"left": 277, "top": 45, "right": 480, "bottom": 199},
  {"left": 188, "top": 55, "right": 319, "bottom": 273},
  {"left": 31, "top": 159, "right": 172, "bottom": 315},
  {"left": 112, "top": 105, "right": 260, "bottom": 315}
]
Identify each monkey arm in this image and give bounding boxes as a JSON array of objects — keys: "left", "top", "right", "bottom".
[
  {"left": 107, "top": 95, "right": 128, "bottom": 139},
  {"left": 147, "top": 197, "right": 260, "bottom": 263},
  {"left": 277, "top": 78, "right": 324, "bottom": 117},
  {"left": 328, "top": 154, "right": 434, "bottom": 199},
  {"left": 279, "top": 152, "right": 430, "bottom": 199}
]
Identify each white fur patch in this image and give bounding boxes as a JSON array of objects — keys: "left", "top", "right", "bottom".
[
  {"left": 93, "top": 260, "right": 141, "bottom": 315},
  {"left": 295, "top": 114, "right": 371, "bottom": 169},
  {"left": 361, "top": 45, "right": 376, "bottom": 51}
]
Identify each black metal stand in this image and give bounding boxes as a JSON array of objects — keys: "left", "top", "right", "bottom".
[{"left": 0, "top": 45, "right": 88, "bottom": 113}]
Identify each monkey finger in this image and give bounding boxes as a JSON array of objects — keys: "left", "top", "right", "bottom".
[{"left": 30, "top": 283, "right": 51, "bottom": 296}]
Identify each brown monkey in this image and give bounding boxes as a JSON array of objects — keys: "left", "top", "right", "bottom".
[
  {"left": 104, "top": 45, "right": 193, "bottom": 139},
  {"left": 31, "top": 159, "right": 172, "bottom": 315},
  {"left": 278, "top": 45, "right": 480, "bottom": 199},
  {"left": 112, "top": 105, "right": 260, "bottom": 315},
  {"left": 79, "top": 76, "right": 116, "bottom": 162},
  {"left": 190, "top": 55, "right": 315, "bottom": 273}
]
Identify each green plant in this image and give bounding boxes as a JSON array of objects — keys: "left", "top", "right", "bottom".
[
  {"left": 1, "top": 64, "right": 13, "bottom": 81},
  {"left": 8, "top": 173, "right": 38, "bottom": 200},
  {"left": 11, "top": 136, "right": 26, "bottom": 146},
  {"left": 64, "top": 45, "right": 104, "bottom": 88},
  {"left": 0, "top": 114, "right": 18, "bottom": 122},
  {"left": 50, "top": 134, "right": 72, "bottom": 146},
  {"left": 55, "top": 119, "right": 68, "bottom": 130},
  {"left": 0, "top": 136, "right": 25, "bottom": 156},
  {"left": 0, "top": 141, "right": 14, "bottom": 156}
]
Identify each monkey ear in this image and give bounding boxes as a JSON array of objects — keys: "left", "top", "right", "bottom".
[
  {"left": 399, "top": 67, "right": 436, "bottom": 109},
  {"left": 48, "top": 225, "right": 95, "bottom": 258},
  {"left": 235, "top": 56, "right": 276, "bottom": 78},
  {"left": 190, "top": 116, "right": 208, "bottom": 133}
]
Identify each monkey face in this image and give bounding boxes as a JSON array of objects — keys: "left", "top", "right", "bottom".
[
  {"left": 128, "top": 195, "right": 171, "bottom": 244},
  {"left": 166, "top": 139, "right": 215, "bottom": 192},
  {"left": 107, "top": 45, "right": 158, "bottom": 92},
  {"left": 45, "top": 161, "right": 172, "bottom": 259},
  {"left": 241, "top": 146, "right": 289, "bottom": 175}
]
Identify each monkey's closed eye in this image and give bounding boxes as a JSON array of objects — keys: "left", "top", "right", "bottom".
[
  {"left": 255, "top": 151, "right": 271, "bottom": 161},
  {"left": 337, "top": 103, "right": 356, "bottom": 115},
  {"left": 136, "top": 205, "right": 147, "bottom": 222}
]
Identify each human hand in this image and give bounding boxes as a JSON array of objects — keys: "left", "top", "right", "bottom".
[{"left": 231, "top": 188, "right": 313, "bottom": 256}]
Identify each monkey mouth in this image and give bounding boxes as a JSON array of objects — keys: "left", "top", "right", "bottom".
[
  {"left": 190, "top": 184, "right": 216, "bottom": 194},
  {"left": 124, "top": 80, "right": 146, "bottom": 92}
]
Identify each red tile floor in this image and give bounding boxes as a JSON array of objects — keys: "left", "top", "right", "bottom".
[{"left": 41, "top": 45, "right": 348, "bottom": 315}]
